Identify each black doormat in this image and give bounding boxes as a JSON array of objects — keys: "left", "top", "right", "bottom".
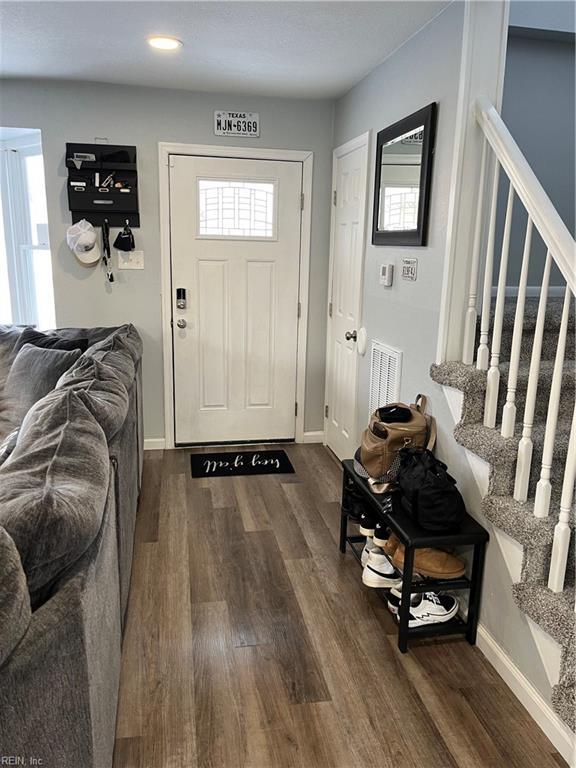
[{"left": 191, "top": 449, "right": 295, "bottom": 478}]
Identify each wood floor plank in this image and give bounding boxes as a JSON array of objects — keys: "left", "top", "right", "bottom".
[
  {"left": 234, "top": 644, "right": 301, "bottom": 768},
  {"left": 256, "top": 474, "right": 312, "bottom": 560},
  {"left": 113, "top": 736, "right": 141, "bottom": 768},
  {"left": 115, "top": 543, "right": 160, "bottom": 740},
  {"left": 191, "top": 601, "right": 245, "bottom": 768},
  {"left": 233, "top": 475, "right": 272, "bottom": 532},
  {"left": 134, "top": 451, "right": 163, "bottom": 543}
]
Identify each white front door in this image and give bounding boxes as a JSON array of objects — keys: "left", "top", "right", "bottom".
[
  {"left": 325, "top": 134, "right": 369, "bottom": 460},
  {"left": 169, "top": 155, "right": 303, "bottom": 445}
]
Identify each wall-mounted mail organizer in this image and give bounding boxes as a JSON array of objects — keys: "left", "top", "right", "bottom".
[{"left": 66, "top": 143, "right": 140, "bottom": 228}]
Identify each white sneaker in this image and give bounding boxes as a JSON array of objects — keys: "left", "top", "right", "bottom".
[
  {"left": 402, "top": 592, "right": 459, "bottom": 627},
  {"left": 361, "top": 537, "right": 377, "bottom": 567},
  {"left": 362, "top": 549, "right": 402, "bottom": 589}
]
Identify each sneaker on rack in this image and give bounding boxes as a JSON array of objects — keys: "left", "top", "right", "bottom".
[
  {"left": 361, "top": 537, "right": 377, "bottom": 567},
  {"left": 384, "top": 577, "right": 423, "bottom": 615},
  {"left": 386, "top": 585, "right": 404, "bottom": 615},
  {"left": 358, "top": 510, "right": 377, "bottom": 537},
  {"left": 372, "top": 521, "right": 388, "bottom": 547},
  {"left": 400, "top": 592, "right": 459, "bottom": 627},
  {"left": 362, "top": 549, "right": 402, "bottom": 589}
]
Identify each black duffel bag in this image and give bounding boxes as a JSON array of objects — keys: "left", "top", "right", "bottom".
[{"left": 397, "top": 447, "right": 465, "bottom": 531}]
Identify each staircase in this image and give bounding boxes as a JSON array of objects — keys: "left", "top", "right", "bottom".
[{"left": 432, "top": 98, "right": 575, "bottom": 733}]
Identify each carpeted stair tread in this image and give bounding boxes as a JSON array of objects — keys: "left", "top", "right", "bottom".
[
  {"left": 512, "top": 581, "right": 575, "bottom": 648},
  {"left": 455, "top": 418, "right": 571, "bottom": 465},
  {"left": 551, "top": 682, "right": 575, "bottom": 732},
  {"left": 481, "top": 495, "right": 558, "bottom": 547},
  {"left": 431, "top": 360, "right": 575, "bottom": 426},
  {"left": 481, "top": 296, "right": 575, "bottom": 362}
]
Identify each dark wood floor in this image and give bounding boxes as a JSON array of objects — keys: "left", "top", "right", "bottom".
[{"left": 114, "top": 444, "right": 566, "bottom": 768}]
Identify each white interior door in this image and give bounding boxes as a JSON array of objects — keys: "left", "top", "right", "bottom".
[
  {"left": 169, "top": 155, "right": 303, "bottom": 445},
  {"left": 325, "top": 134, "right": 369, "bottom": 460}
]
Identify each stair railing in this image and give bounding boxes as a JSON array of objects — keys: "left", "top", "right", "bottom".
[{"left": 463, "top": 96, "right": 576, "bottom": 594}]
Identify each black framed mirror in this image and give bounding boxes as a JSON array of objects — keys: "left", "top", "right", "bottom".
[{"left": 372, "top": 103, "right": 437, "bottom": 246}]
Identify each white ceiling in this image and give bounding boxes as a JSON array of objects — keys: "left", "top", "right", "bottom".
[{"left": 0, "top": 1, "right": 451, "bottom": 99}]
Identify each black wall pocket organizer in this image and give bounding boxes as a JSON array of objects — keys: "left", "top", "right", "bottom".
[{"left": 66, "top": 143, "right": 140, "bottom": 228}]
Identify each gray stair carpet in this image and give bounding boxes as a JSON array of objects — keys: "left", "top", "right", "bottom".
[{"left": 430, "top": 296, "right": 575, "bottom": 731}]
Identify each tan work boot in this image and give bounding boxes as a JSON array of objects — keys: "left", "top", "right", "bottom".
[{"left": 392, "top": 544, "right": 465, "bottom": 579}]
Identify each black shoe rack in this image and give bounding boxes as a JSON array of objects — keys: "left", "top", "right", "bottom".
[{"left": 339, "top": 459, "right": 489, "bottom": 653}]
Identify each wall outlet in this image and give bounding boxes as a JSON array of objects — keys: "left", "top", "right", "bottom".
[{"left": 117, "top": 250, "right": 144, "bottom": 270}]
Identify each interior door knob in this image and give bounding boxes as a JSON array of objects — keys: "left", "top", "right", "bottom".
[
  {"left": 176, "top": 319, "right": 187, "bottom": 329},
  {"left": 345, "top": 330, "right": 357, "bottom": 342}
]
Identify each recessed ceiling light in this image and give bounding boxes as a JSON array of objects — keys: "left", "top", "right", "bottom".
[{"left": 148, "top": 36, "right": 182, "bottom": 51}]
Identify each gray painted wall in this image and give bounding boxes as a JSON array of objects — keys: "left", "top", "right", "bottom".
[
  {"left": 333, "top": 2, "right": 553, "bottom": 706},
  {"left": 0, "top": 79, "right": 334, "bottom": 439},
  {"left": 333, "top": 2, "right": 465, "bottom": 433},
  {"left": 495, "top": 32, "right": 575, "bottom": 287}
]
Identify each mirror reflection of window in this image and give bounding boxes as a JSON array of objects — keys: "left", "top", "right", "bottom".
[{"left": 377, "top": 125, "right": 423, "bottom": 232}]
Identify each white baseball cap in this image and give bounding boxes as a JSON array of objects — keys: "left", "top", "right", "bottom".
[{"left": 66, "top": 219, "right": 101, "bottom": 265}]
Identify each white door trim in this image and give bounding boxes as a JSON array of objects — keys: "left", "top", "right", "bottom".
[
  {"left": 324, "top": 131, "right": 371, "bottom": 454},
  {"left": 159, "top": 142, "right": 313, "bottom": 449}
]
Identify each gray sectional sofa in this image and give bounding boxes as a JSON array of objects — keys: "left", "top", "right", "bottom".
[{"left": 0, "top": 324, "right": 143, "bottom": 768}]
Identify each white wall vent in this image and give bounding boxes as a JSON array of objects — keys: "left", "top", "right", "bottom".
[{"left": 369, "top": 341, "right": 402, "bottom": 413}]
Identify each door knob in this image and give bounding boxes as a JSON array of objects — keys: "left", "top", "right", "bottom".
[
  {"left": 176, "top": 319, "right": 187, "bottom": 329},
  {"left": 345, "top": 330, "right": 357, "bottom": 342}
]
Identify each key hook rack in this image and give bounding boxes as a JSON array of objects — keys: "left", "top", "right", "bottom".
[{"left": 66, "top": 142, "right": 140, "bottom": 228}]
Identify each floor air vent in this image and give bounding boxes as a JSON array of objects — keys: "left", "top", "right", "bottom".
[{"left": 369, "top": 341, "right": 402, "bottom": 412}]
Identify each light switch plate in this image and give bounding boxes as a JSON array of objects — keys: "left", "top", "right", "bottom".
[{"left": 117, "top": 250, "right": 144, "bottom": 270}]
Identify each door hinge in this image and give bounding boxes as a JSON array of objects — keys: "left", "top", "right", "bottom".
[
  {"left": 300, "top": 192, "right": 305, "bottom": 211},
  {"left": 333, "top": 190, "right": 337, "bottom": 206},
  {"left": 325, "top": 404, "right": 329, "bottom": 418},
  {"left": 295, "top": 402, "right": 298, "bottom": 416},
  {"left": 170, "top": 318, "right": 173, "bottom": 328},
  {"left": 328, "top": 301, "right": 333, "bottom": 318},
  {"left": 297, "top": 301, "right": 301, "bottom": 319}
]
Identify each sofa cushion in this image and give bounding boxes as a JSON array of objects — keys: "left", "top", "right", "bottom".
[
  {"left": 56, "top": 356, "right": 129, "bottom": 441},
  {"left": 13, "top": 327, "right": 89, "bottom": 355},
  {"left": 85, "top": 335, "right": 136, "bottom": 390},
  {"left": 0, "top": 428, "right": 19, "bottom": 468},
  {"left": 0, "top": 525, "right": 31, "bottom": 666},
  {"left": 4, "top": 344, "right": 82, "bottom": 425},
  {"left": 0, "top": 388, "right": 109, "bottom": 602}
]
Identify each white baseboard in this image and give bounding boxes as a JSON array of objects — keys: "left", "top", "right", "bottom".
[
  {"left": 477, "top": 624, "right": 575, "bottom": 764},
  {"left": 144, "top": 438, "right": 166, "bottom": 450},
  {"left": 301, "top": 430, "right": 325, "bottom": 444}
]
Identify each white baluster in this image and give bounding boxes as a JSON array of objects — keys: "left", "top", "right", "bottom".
[
  {"left": 501, "top": 218, "right": 533, "bottom": 437},
  {"left": 463, "top": 140, "right": 487, "bottom": 364},
  {"left": 514, "top": 252, "right": 552, "bottom": 501},
  {"left": 484, "top": 182, "right": 515, "bottom": 427},
  {"left": 548, "top": 400, "right": 576, "bottom": 592},
  {"left": 476, "top": 161, "right": 500, "bottom": 371},
  {"left": 534, "top": 285, "right": 572, "bottom": 518}
]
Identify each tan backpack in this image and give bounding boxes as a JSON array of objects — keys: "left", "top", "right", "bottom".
[{"left": 360, "top": 394, "right": 436, "bottom": 484}]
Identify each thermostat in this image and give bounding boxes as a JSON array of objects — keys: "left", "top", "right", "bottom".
[{"left": 379, "top": 263, "right": 394, "bottom": 287}]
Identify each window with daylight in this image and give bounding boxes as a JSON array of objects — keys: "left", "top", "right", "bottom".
[
  {"left": 198, "top": 179, "right": 276, "bottom": 239},
  {"left": 381, "top": 186, "right": 419, "bottom": 231},
  {"left": 0, "top": 128, "right": 55, "bottom": 328}
]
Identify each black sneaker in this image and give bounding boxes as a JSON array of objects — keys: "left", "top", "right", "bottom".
[
  {"left": 373, "top": 521, "right": 389, "bottom": 547},
  {"left": 359, "top": 510, "right": 377, "bottom": 536}
]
